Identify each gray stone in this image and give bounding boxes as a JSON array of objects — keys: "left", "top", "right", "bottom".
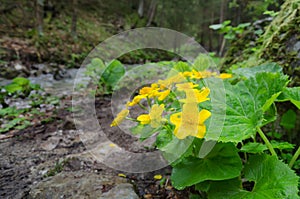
[
  {"left": 29, "top": 171, "right": 127, "bottom": 199},
  {"left": 100, "top": 183, "right": 139, "bottom": 199}
]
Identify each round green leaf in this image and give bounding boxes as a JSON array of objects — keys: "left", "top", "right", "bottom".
[
  {"left": 170, "top": 143, "right": 242, "bottom": 189},
  {"left": 208, "top": 154, "right": 299, "bottom": 199}
]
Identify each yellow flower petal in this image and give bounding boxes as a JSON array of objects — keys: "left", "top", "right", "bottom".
[
  {"left": 199, "top": 109, "right": 211, "bottom": 124},
  {"left": 193, "top": 125, "right": 206, "bottom": 138},
  {"left": 127, "top": 95, "right": 146, "bottom": 106},
  {"left": 196, "top": 88, "right": 210, "bottom": 103},
  {"left": 154, "top": 174, "right": 162, "bottom": 180},
  {"left": 170, "top": 109, "right": 211, "bottom": 139},
  {"left": 149, "top": 104, "right": 165, "bottom": 128},
  {"left": 219, "top": 73, "right": 232, "bottom": 79},
  {"left": 109, "top": 143, "right": 117, "bottom": 147},
  {"left": 176, "top": 82, "right": 197, "bottom": 91},
  {"left": 158, "top": 90, "right": 170, "bottom": 101},
  {"left": 176, "top": 103, "right": 199, "bottom": 139},
  {"left": 118, "top": 173, "right": 126, "bottom": 178},
  {"left": 137, "top": 114, "right": 151, "bottom": 125},
  {"left": 110, "top": 109, "right": 129, "bottom": 127},
  {"left": 170, "top": 112, "right": 181, "bottom": 125}
]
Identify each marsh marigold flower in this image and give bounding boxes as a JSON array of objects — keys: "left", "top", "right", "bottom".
[
  {"left": 170, "top": 109, "right": 211, "bottom": 139},
  {"left": 110, "top": 109, "right": 129, "bottom": 127},
  {"left": 158, "top": 89, "right": 170, "bottom": 101},
  {"left": 137, "top": 104, "right": 165, "bottom": 128}
]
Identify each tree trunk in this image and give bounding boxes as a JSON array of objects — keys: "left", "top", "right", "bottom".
[
  {"left": 146, "top": 0, "right": 157, "bottom": 26},
  {"left": 138, "top": 0, "right": 144, "bottom": 18},
  {"left": 36, "top": 0, "right": 44, "bottom": 36},
  {"left": 218, "top": 0, "right": 226, "bottom": 56},
  {"left": 71, "top": 0, "right": 77, "bottom": 38}
]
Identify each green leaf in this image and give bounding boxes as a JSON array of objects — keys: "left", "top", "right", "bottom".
[
  {"left": 5, "top": 83, "right": 23, "bottom": 93},
  {"left": 102, "top": 60, "right": 125, "bottom": 89},
  {"left": 170, "top": 143, "right": 242, "bottom": 190},
  {"left": 160, "top": 136, "right": 194, "bottom": 165},
  {"left": 240, "top": 143, "right": 267, "bottom": 153},
  {"left": 280, "top": 109, "right": 297, "bottom": 129},
  {"left": 195, "top": 181, "right": 211, "bottom": 192},
  {"left": 209, "top": 24, "right": 223, "bottom": 30},
  {"left": 270, "top": 140, "right": 295, "bottom": 150},
  {"left": 262, "top": 103, "right": 277, "bottom": 126},
  {"left": 12, "top": 77, "right": 30, "bottom": 86},
  {"left": 193, "top": 54, "right": 214, "bottom": 71},
  {"left": 208, "top": 154, "right": 299, "bottom": 199},
  {"left": 173, "top": 61, "right": 191, "bottom": 72},
  {"left": 130, "top": 124, "right": 159, "bottom": 141},
  {"left": 240, "top": 141, "right": 294, "bottom": 154},
  {"left": 232, "top": 63, "right": 282, "bottom": 79},
  {"left": 277, "top": 87, "right": 300, "bottom": 109},
  {"left": 155, "top": 129, "right": 173, "bottom": 149},
  {"left": 91, "top": 58, "right": 105, "bottom": 68},
  {"left": 218, "top": 72, "right": 288, "bottom": 143}
]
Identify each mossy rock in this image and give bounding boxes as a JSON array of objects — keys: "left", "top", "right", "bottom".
[{"left": 222, "top": 0, "right": 300, "bottom": 86}]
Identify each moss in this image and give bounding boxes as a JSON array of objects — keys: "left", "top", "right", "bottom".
[{"left": 222, "top": 0, "right": 300, "bottom": 86}]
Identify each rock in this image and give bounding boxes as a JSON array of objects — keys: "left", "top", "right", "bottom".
[
  {"left": 28, "top": 171, "right": 128, "bottom": 199},
  {"left": 100, "top": 183, "right": 139, "bottom": 199},
  {"left": 14, "top": 63, "right": 24, "bottom": 70},
  {"left": 40, "top": 137, "right": 60, "bottom": 151}
]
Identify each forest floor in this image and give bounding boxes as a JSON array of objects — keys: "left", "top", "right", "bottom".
[{"left": 0, "top": 95, "right": 191, "bottom": 199}]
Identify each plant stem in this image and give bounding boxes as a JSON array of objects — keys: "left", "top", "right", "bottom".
[
  {"left": 256, "top": 127, "right": 277, "bottom": 157},
  {"left": 137, "top": 102, "right": 148, "bottom": 111},
  {"left": 289, "top": 146, "right": 300, "bottom": 168}
]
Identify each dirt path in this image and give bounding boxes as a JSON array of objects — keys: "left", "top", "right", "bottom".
[{"left": 0, "top": 97, "right": 189, "bottom": 199}]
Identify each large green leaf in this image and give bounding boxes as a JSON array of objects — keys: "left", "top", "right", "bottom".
[
  {"left": 218, "top": 72, "right": 288, "bottom": 143},
  {"left": 170, "top": 143, "right": 242, "bottom": 190},
  {"left": 208, "top": 154, "right": 299, "bottom": 199},
  {"left": 277, "top": 87, "right": 300, "bottom": 109},
  {"left": 102, "top": 60, "right": 125, "bottom": 88},
  {"left": 232, "top": 63, "right": 282, "bottom": 79}
]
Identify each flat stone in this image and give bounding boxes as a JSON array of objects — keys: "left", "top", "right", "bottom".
[
  {"left": 100, "top": 183, "right": 139, "bottom": 199},
  {"left": 29, "top": 171, "right": 127, "bottom": 199}
]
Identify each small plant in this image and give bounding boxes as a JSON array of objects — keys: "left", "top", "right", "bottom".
[
  {"left": 44, "top": 159, "right": 68, "bottom": 177},
  {"left": 210, "top": 20, "right": 251, "bottom": 40},
  {"left": 84, "top": 58, "right": 125, "bottom": 95},
  {"left": 0, "top": 77, "right": 58, "bottom": 134},
  {"left": 4, "top": 77, "right": 40, "bottom": 97},
  {"left": 111, "top": 61, "right": 300, "bottom": 197}
]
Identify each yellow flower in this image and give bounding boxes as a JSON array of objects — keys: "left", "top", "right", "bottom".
[
  {"left": 137, "top": 104, "right": 165, "bottom": 128},
  {"left": 191, "top": 70, "right": 214, "bottom": 79},
  {"left": 158, "top": 89, "right": 170, "bottom": 101},
  {"left": 127, "top": 95, "right": 146, "bottom": 106},
  {"left": 149, "top": 104, "right": 165, "bottom": 128},
  {"left": 182, "top": 71, "right": 192, "bottom": 77},
  {"left": 170, "top": 109, "right": 211, "bottom": 139},
  {"left": 196, "top": 87, "right": 210, "bottom": 103},
  {"left": 176, "top": 82, "right": 197, "bottom": 91},
  {"left": 219, "top": 73, "right": 232, "bottom": 79},
  {"left": 110, "top": 109, "right": 129, "bottom": 127},
  {"left": 139, "top": 84, "right": 160, "bottom": 98},
  {"left": 137, "top": 114, "right": 151, "bottom": 125}
]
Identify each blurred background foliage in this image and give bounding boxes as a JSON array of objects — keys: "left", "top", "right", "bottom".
[{"left": 0, "top": 0, "right": 284, "bottom": 65}]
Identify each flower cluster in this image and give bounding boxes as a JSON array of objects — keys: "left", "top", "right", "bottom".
[{"left": 111, "top": 70, "right": 231, "bottom": 140}]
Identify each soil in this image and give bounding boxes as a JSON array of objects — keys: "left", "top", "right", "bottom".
[{"left": 0, "top": 96, "right": 191, "bottom": 199}]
